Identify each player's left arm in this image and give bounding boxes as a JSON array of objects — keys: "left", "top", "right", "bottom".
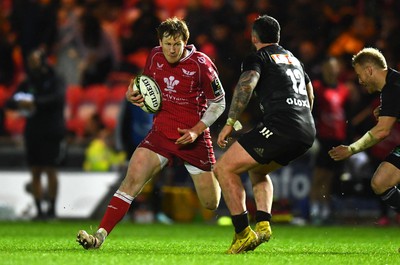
[
  {"left": 305, "top": 81, "right": 314, "bottom": 111},
  {"left": 201, "top": 97, "right": 226, "bottom": 128},
  {"left": 303, "top": 72, "right": 314, "bottom": 111}
]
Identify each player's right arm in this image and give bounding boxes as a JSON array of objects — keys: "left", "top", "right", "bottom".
[
  {"left": 217, "top": 70, "right": 260, "bottom": 148},
  {"left": 329, "top": 116, "right": 397, "bottom": 160},
  {"left": 126, "top": 78, "right": 145, "bottom": 107}
]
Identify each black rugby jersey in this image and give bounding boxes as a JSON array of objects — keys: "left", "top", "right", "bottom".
[
  {"left": 242, "top": 44, "right": 316, "bottom": 145},
  {"left": 379, "top": 68, "right": 400, "bottom": 119}
]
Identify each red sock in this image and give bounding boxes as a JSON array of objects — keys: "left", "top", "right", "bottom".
[{"left": 98, "top": 191, "right": 133, "bottom": 235}]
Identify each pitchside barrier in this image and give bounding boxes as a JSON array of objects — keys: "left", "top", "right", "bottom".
[{"left": 0, "top": 150, "right": 380, "bottom": 222}]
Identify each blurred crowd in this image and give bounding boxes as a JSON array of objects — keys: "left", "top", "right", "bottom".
[
  {"left": 1, "top": 0, "right": 400, "bottom": 222},
  {"left": 0, "top": 0, "right": 400, "bottom": 143}
]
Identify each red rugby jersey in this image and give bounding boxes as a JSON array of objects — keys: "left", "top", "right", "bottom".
[
  {"left": 143, "top": 45, "right": 225, "bottom": 140},
  {"left": 313, "top": 79, "right": 350, "bottom": 141}
]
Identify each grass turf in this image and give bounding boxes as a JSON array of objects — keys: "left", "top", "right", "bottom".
[{"left": 0, "top": 220, "right": 399, "bottom": 265}]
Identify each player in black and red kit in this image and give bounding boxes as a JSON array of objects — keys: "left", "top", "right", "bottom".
[
  {"left": 329, "top": 48, "right": 400, "bottom": 238},
  {"left": 214, "top": 15, "right": 316, "bottom": 253},
  {"left": 309, "top": 57, "right": 350, "bottom": 225},
  {"left": 77, "top": 17, "right": 226, "bottom": 250}
]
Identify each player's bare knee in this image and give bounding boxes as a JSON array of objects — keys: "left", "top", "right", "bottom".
[
  {"left": 371, "top": 177, "right": 386, "bottom": 194},
  {"left": 202, "top": 200, "right": 219, "bottom": 211},
  {"left": 213, "top": 163, "right": 225, "bottom": 180}
]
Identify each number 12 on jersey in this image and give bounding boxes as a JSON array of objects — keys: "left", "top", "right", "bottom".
[{"left": 286, "top": 68, "right": 306, "bottom": 95}]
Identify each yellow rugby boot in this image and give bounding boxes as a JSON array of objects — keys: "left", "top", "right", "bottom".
[
  {"left": 249, "top": 221, "right": 272, "bottom": 250},
  {"left": 226, "top": 226, "right": 258, "bottom": 254}
]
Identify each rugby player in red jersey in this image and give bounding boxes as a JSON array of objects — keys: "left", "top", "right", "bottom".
[{"left": 77, "top": 17, "right": 225, "bottom": 250}]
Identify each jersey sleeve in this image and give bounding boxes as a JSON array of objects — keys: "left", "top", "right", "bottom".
[
  {"left": 380, "top": 85, "right": 400, "bottom": 118},
  {"left": 199, "top": 56, "right": 225, "bottom": 101},
  {"left": 142, "top": 47, "right": 158, "bottom": 76},
  {"left": 304, "top": 72, "right": 311, "bottom": 84},
  {"left": 241, "top": 53, "right": 262, "bottom": 73}
]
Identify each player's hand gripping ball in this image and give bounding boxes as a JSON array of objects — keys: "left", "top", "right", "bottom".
[{"left": 132, "top": 74, "right": 162, "bottom": 113}]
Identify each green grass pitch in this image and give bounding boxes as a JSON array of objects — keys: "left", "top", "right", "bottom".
[{"left": 0, "top": 220, "right": 399, "bottom": 265}]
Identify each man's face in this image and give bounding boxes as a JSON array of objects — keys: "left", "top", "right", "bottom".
[
  {"left": 160, "top": 35, "right": 186, "bottom": 64},
  {"left": 354, "top": 63, "right": 376, "bottom": 94}
]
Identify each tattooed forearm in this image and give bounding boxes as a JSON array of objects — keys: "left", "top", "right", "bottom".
[{"left": 228, "top": 70, "right": 260, "bottom": 119}]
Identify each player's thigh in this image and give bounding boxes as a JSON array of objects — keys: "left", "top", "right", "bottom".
[
  {"left": 123, "top": 147, "right": 164, "bottom": 188},
  {"left": 371, "top": 162, "right": 400, "bottom": 193},
  {"left": 215, "top": 141, "right": 259, "bottom": 175},
  {"left": 190, "top": 170, "right": 220, "bottom": 209},
  {"left": 190, "top": 171, "right": 219, "bottom": 193},
  {"left": 248, "top": 161, "right": 282, "bottom": 184}
]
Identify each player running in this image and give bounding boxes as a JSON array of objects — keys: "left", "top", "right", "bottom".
[
  {"left": 76, "top": 17, "right": 225, "bottom": 250},
  {"left": 329, "top": 47, "right": 400, "bottom": 232},
  {"left": 214, "top": 15, "right": 316, "bottom": 254}
]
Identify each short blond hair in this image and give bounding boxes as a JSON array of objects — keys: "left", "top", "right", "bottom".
[{"left": 352, "top": 47, "right": 387, "bottom": 69}]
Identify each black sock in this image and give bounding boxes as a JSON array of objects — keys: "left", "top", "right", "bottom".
[
  {"left": 231, "top": 211, "right": 249, "bottom": 234},
  {"left": 35, "top": 199, "right": 43, "bottom": 216},
  {"left": 48, "top": 199, "right": 56, "bottom": 216},
  {"left": 380, "top": 187, "right": 400, "bottom": 213},
  {"left": 255, "top": 210, "right": 272, "bottom": 223}
]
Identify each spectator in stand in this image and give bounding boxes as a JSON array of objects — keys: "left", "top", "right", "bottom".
[
  {"left": 83, "top": 113, "right": 125, "bottom": 172},
  {"left": 54, "top": 0, "right": 84, "bottom": 86},
  {"left": 76, "top": 11, "right": 118, "bottom": 87},
  {"left": 309, "top": 56, "right": 351, "bottom": 225},
  {"left": 0, "top": 14, "right": 16, "bottom": 88},
  {"left": 10, "top": 0, "right": 58, "bottom": 66},
  {"left": 328, "top": 15, "right": 375, "bottom": 59}
]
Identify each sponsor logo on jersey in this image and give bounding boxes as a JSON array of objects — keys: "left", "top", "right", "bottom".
[
  {"left": 164, "top": 93, "right": 189, "bottom": 105},
  {"left": 271, "top": 54, "right": 301, "bottom": 66},
  {"left": 182, "top": 68, "right": 196, "bottom": 76},
  {"left": 163, "top": 76, "right": 179, "bottom": 93},
  {"left": 208, "top": 67, "right": 218, "bottom": 79},
  {"left": 157, "top": 62, "right": 164, "bottom": 69},
  {"left": 198, "top": 56, "right": 206, "bottom": 65},
  {"left": 211, "top": 77, "right": 224, "bottom": 97},
  {"left": 286, "top": 97, "right": 310, "bottom": 108}
]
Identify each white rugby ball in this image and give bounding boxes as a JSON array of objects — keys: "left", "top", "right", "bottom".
[{"left": 132, "top": 74, "right": 162, "bottom": 113}]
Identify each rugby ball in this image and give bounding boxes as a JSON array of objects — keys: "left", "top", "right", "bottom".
[{"left": 132, "top": 74, "right": 162, "bottom": 113}]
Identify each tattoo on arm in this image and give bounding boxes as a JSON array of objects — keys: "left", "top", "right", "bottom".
[{"left": 228, "top": 70, "right": 259, "bottom": 119}]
